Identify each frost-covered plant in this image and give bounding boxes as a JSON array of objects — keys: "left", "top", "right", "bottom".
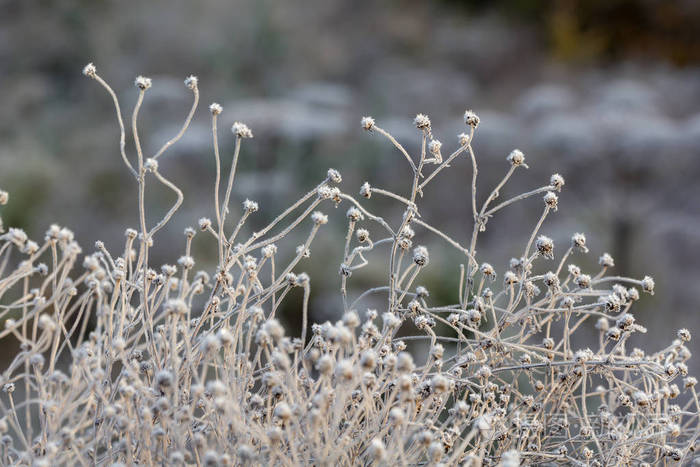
[{"left": 0, "top": 65, "right": 698, "bottom": 465}]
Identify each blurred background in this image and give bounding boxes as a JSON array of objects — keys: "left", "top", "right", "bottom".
[{"left": 1, "top": 0, "right": 700, "bottom": 367}]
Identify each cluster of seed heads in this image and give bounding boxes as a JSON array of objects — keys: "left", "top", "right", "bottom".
[{"left": 0, "top": 65, "right": 697, "bottom": 466}]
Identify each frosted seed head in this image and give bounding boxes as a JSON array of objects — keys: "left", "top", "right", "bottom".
[
  {"left": 346, "top": 206, "right": 363, "bottom": 221},
  {"left": 430, "top": 344, "right": 444, "bottom": 360},
  {"left": 550, "top": 173, "right": 565, "bottom": 191},
  {"left": 154, "top": 370, "right": 174, "bottom": 390},
  {"left": 414, "top": 113, "right": 431, "bottom": 130},
  {"left": 356, "top": 228, "right": 370, "bottom": 243},
  {"left": 388, "top": 408, "right": 405, "bottom": 426},
  {"left": 38, "top": 314, "right": 56, "bottom": 333},
  {"left": 311, "top": 211, "right": 328, "bottom": 225},
  {"left": 335, "top": 359, "right": 354, "bottom": 381},
  {"left": 641, "top": 276, "right": 655, "bottom": 295},
  {"left": 431, "top": 374, "right": 449, "bottom": 393},
  {"left": 178, "top": 255, "right": 195, "bottom": 270},
  {"left": 342, "top": 311, "right": 360, "bottom": 328},
  {"left": 477, "top": 365, "right": 492, "bottom": 379},
  {"left": 480, "top": 262, "right": 496, "bottom": 279},
  {"left": 209, "top": 103, "right": 223, "bottom": 115},
  {"left": 6, "top": 228, "right": 28, "bottom": 247},
  {"left": 82, "top": 63, "right": 97, "bottom": 78},
  {"left": 678, "top": 328, "right": 691, "bottom": 342},
  {"left": 571, "top": 233, "right": 588, "bottom": 252},
  {"left": 535, "top": 235, "right": 554, "bottom": 259},
  {"left": 606, "top": 326, "right": 622, "bottom": 341},
  {"left": 260, "top": 244, "right": 277, "bottom": 258},
  {"left": 243, "top": 199, "right": 259, "bottom": 213},
  {"left": 507, "top": 149, "right": 526, "bottom": 167},
  {"left": 599, "top": 253, "right": 615, "bottom": 268},
  {"left": 464, "top": 109, "right": 480, "bottom": 128},
  {"left": 184, "top": 75, "right": 198, "bottom": 90},
  {"left": 428, "top": 139, "right": 442, "bottom": 163},
  {"left": 364, "top": 439, "right": 386, "bottom": 463},
  {"left": 327, "top": 168, "right": 342, "bottom": 183},
  {"left": 316, "top": 355, "right": 334, "bottom": 376},
  {"left": 0, "top": 191, "right": 8, "bottom": 205},
  {"left": 504, "top": 271, "right": 519, "bottom": 285},
  {"left": 396, "top": 352, "right": 414, "bottom": 373},
  {"left": 501, "top": 450, "right": 520, "bottom": 467},
  {"left": 29, "top": 354, "right": 44, "bottom": 369},
  {"left": 198, "top": 217, "right": 212, "bottom": 230},
  {"left": 458, "top": 132, "right": 470, "bottom": 145},
  {"left": 575, "top": 274, "right": 592, "bottom": 289},
  {"left": 543, "top": 191, "right": 558, "bottom": 211},
  {"left": 360, "top": 181, "right": 371, "bottom": 198},
  {"left": 134, "top": 76, "right": 152, "bottom": 90},
  {"left": 360, "top": 350, "right": 377, "bottom": 371},
  {"left": 262, "top": 319, "right": 285, "bottom": 342},
  {"left": 413, "top": 246, "right": 429, "bottom": 267},
  {"left": 361, "top": 116, "right": 375, "bottom": 131},
  {"left": 232, "top": 122, "right": 253, "bottom": 139}
]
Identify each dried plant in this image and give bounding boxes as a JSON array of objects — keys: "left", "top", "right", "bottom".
[{"left": 0, "top": 65, "right": 698, "bottom": 466}]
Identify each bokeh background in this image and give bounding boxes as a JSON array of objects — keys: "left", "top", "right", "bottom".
[{"left": 2, "top": 0, "right": 700, "bottom": 367}]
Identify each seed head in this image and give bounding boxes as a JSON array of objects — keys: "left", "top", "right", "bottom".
[
  {"left": 428, "top": 139, "right": 442, "bottom": 163},
  {"left": 327, "top": 168, "right": 342, "bottom": 183},
  {"left": 232, "top": 122, "right": 253, "bottom": 139},
  {"left": 243, "top": 199, "right": 259, "bottom": 213},
  {"left": 464, "top": 109, "right": 480, "bottom": 128},
  {"left": 134, "top": 76, "right": 152, "bottom": 90},
  {"left": 599, "top": 253, "right": 615, "bottom": 268},
  {"left": 367, "top": 438, "right": 386, "bottom": 461},
  {"left": 184, "top": 75, "right": 198, "bottom": 90},
  {"left": 413, "top": 246, "right": 429, "bottom": 267},
  {"left": 550, "top": 173, "right": 565, "bottom": 191},
  {"left": 575, "top": 274, "right": 592, "bottom": 289},
  {"left": 311, "top": 211, "right": 328, "bottom": 225},
  {"left": 535, "top": 235, "right": 554, "bottom": 259},
  {"left": 507, "top": 149, "right": 526, "bottom": 167},
  {"left": 209, "top": 103, "right": 223, "bottom": 115},
  {"left": 198, "top": 217, "right": 212, "bottom": 231},
  {"left": 543, "top": 191, "right": 558, "bottom": 211},
  {"left": 360, "top": 181, "right": 371, "bottom": 198},
  {"left": 82, "top": 63, "right": 97, "bottom": 78},
  {"left": 414, "top": 113, "right": 431, "bottom": 130},
  {"left": 571, "top": 233, "right": 588, "bottom": 253},
  {"left": 480, "top": 262, "right": 496, "bottom": 279},
  {"left": 361, "top": 116, "right": 375, "bottom": 131}
]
